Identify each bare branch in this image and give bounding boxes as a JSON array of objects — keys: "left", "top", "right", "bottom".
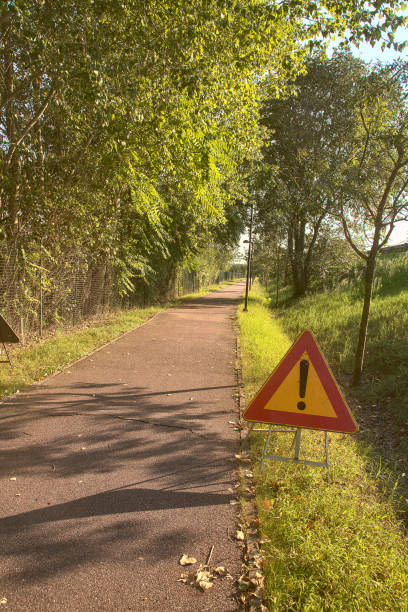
[
  {"left": 6, "top": 88, "right": 57, "bottom": 166},
  {"left": 378, "top": 222, "right": 396, "bottom": 249},
  {"left": 340, "top": 202, "right": 368, "bottom": 261}
]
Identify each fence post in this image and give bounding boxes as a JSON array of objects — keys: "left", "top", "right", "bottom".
[
  {"left": 20, "top": 316, "right": 25, "bottom": 344},
  {"left": 39, "top": 242, "right": 43, "bottom": 337}
]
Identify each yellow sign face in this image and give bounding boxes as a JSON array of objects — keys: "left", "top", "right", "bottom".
[{"left": 264, "top": 352, "right": 337, "bottom": 418}]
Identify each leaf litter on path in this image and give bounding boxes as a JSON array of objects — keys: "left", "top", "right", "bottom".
[{"left": 177, "top": 549, "right": 233, "bottom": 593}]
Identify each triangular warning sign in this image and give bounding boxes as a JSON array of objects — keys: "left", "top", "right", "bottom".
[
  {"left": 0, "top": 314, "right": 19, "bottom": 344},
  {"left": 244, "top": 330, "right": 357, "bottom": 433}
]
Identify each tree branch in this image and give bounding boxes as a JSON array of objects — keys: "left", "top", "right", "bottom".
[
  {"left": 340, "top": 203, "right": 368, "bottom": 261},
  {"left": 6, "top": 87, "right": 57, "bottom": 166},
  {"left": 378, "top": 222, "right": 396, "bottom": 249}
]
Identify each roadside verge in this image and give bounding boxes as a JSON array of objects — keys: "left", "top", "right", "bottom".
[{"left": 237, "top": 283, "right": 408, "bottom": 610}]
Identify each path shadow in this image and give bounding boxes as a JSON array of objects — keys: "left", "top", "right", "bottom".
[
  {"left": 0, "top": 379, "right": 240, "bottom": 481},
  {"left": 0, "top": 485, "right": 233, "bottom": 531}
]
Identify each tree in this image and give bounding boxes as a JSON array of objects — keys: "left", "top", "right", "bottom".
[
  {"left": 255, "top": 52, "right": 366, "bottom": 296},
  {"left": 338, "top": 61, "right": 408, "bottom": 385}
]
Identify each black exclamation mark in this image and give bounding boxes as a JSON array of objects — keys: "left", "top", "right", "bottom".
[{"left": 297, "top": 359, "right": 309, "bottom": 410}]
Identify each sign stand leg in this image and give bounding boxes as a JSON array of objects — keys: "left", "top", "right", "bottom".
[
  {"left": 294, "top": 428, "right": 302, "bottom": 460},
  {"left": 255, "top": 424, "right": 332, "bottom": 482},
  {"left": 260, "top": 425, "right": 273, "bottom": 474},
  {"left": 246, "top": 421, "right": 272, "bottom": 438},
  {"left": 325, "top": 431, "right": 331, "bottom": 483}
]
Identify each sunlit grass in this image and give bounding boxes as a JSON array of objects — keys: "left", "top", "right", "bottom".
[{"left": 238, "top": 283, "right": 408, "bottom": 611}]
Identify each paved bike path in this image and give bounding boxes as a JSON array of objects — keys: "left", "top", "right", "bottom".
[{"left": 0, "top": 282, "right": 245, "bottom": 611}]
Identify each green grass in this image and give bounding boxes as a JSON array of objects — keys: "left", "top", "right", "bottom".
[
  {"left": 238, "top": 284, "right": 408, "bottom": 611},
  {"left": 0, "top": 279, "right": 240, "bottom": 400}
]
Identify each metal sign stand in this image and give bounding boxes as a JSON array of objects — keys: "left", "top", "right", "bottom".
[{"left": 248, "top": 423, "right": 331, "bottom": 482}]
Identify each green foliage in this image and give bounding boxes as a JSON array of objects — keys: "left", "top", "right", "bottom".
[
  {"left": 1, "top": 1, "right": 407, "bottom": 308},
  {"left": 308, "top": 232, "right": 360, "bottom": 290},
  {"left": 254, "top": 51, "right": 368, "bottom": 296}
]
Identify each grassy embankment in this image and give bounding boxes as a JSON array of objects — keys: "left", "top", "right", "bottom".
[
  {"left": 238, "top": 256, "right": 408, "bottom": 610},
  {"left": 275, "top": 253, "right": 408, "bottom": 426},
  {"left": 0, "top": 279, "right": 242, "bottom": 400}
]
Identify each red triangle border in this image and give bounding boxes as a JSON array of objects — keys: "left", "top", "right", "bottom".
[{"left": 244, "top": 330, "right": 357, "bottom": 433}]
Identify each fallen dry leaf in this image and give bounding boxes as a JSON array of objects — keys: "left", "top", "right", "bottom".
[
  {"left": 214, "top": 566, "right": 228, "bottom": 576},
  {"left": 0, "top": 599, "right": 7, "bottom": 605},
  {"left": 198, "top": 579, "right": 213, "bottom": 591},
  {"left": 177, "top": 574, "right": 188, "bottom": 583},
  {"left": 196, "top": 569, "right": 213, "bottom": 591},
  {"left": 179, "top": 554, "right": 197, "bottom": 566},
  {"left": 235, "top": 530, "right": 245, "bottom": 541},
  {"left": 9, "top": 477, "right": 16, "bottom": 481},
  {"left": 238, "top": 575, "right": 251, "bottom": 591}
]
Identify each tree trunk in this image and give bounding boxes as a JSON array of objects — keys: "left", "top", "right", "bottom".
[
  {"left": 287, "top": 226, "right": 300, "bottom": 296},
  {"left": 352, "top": 252, "right": 376, "bottom": 386},
  {"left": 3, "top": 22, "right": 19, "bottom": 238},
  {"left": 288, "top": 214, "right": 308, "bottom": 297}
]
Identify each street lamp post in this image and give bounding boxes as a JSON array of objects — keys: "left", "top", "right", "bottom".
[{"left": 243, "top": 201, "right": 254, "bottom": 312}]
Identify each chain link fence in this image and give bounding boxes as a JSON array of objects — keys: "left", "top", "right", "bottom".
[
  {"left": 0, "top": 241, "right": 119, "bottom": 343},
  {"left": 0, "top": 241, "right": 243, "bottom": 345}
]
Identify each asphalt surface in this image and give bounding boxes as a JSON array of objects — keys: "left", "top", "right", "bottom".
[{"left": 0, "top": 282, "right": 245, "bottom": 611}]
